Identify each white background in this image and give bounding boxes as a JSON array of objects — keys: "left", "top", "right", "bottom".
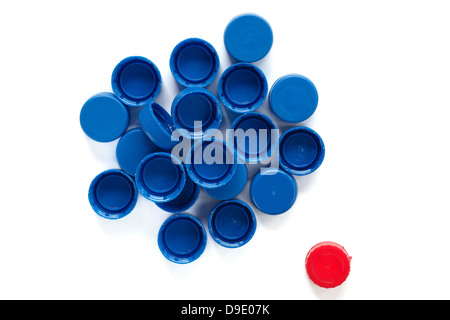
[{"left": 1, "top": 0, "right": 449, "bottom": 300}]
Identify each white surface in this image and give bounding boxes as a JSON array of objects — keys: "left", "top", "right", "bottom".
[{"left": 1, "top": 0, "right": 450, "bottom": 300}]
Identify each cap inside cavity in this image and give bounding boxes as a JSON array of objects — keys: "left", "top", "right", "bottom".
[
  {"left": 118, "top": 61, "right": 158, "bottom": 100},
  {"left": 95, "top": 173, "right": 133, "bottom": 212}
]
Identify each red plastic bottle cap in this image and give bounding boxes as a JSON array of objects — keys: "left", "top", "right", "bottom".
[{"left": 305, "top": 241, "right": 351, "bottom": 289}]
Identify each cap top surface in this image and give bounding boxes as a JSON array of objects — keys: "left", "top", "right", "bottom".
[
  {"left": 80, "top": 92, "right": 129, "bottom": 143},
  {"left": 116, "top": 127, "right": 159, "bottom": 176},
  {"left": 224, "top": 14, "right": 273, "bottom": 62},
  {"left": 269, "top": 74, "right": 318, "bottom": 123},
  {"left": 250, "top": 168, "right": 297, "bottom": 215},
  {"left": 305, "top": 242, "right": 351, "bottom": 288}
]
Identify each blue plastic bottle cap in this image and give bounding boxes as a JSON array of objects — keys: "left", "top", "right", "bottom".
[
  {"left": 80, "top": 92, "right": 129, "bottom": 143},
  {"left": 139, "top": 103, "right": 179, "bottom": 150},
  {"left": 202, "top": 160, "right": 247, "bottom": 200},
  {"left": 186, "top": 140, "right": 237, "bottom": 189},
  {"left": 170, "top": 38, "right": 220, "bottom": 87},
  {"left": 224, "top": 14, "right": 273, "bottom": 62},
  {"left": 218, "top": 63, "right": 268, "bottom": 113},
  {"left": 230, "top": 112, "right": 278, "bottom": 162},
  {"left": 269, "top": 74, "right": 319, "bottom": 123},
  {"left": 171, "top": 87, "right": 222, "bottom": 140},
  {"left": 111, "top": 56, "right": 162, "bottom": 107},
  {"left": 116, "top": 127, "right": 159, "bottom": 176},
  {"left": 250, "top": 168, "right": 297, "bottom": 215},
  {"left": 156, "top": 175, "right": 200, "bottom": 213},
  {"left": 135, "top": 152, "right": 186, "bottom": 202},
  {"left": 208, "top": 200, "right": 256, "bottom": 248},
  {"left": 158, "top": 214, "right": 207, "bottom": 264},
  {"left": 88, "top": 169, "right": 138, "bottom": 219},
  {"left": 279, "top": 126, "right": 325, "bottom": 176}
]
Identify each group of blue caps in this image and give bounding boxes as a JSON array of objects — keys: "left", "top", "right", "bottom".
[{"left": 80, "top": 14, "right": 325, "bottom": 264}]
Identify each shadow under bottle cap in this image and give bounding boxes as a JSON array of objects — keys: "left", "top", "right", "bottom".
[
  {"left": 171, "top": 87, "right": 222, "bottom": 140},
  {"left": 279, "top": 126, "right": 325, "bottom": 176},
  {"left": 218, "top": 62, "right": 268, "bottom": 113},
  {"left": 170, "top": 38, "right": 220, "bottom": 88},
  {"left": 139, "top": 102, "right": 179, "bottom": 150},
  {"left": 158, "top": 213, "right": 207, "bottom": 264},
  {"left": 135, "top": 152, "right": 186, "bottom": 203},
  {"left": 88, "top": 169, "right": 138, "bottom": 220},
  {"left": 269, "top": 74, "right": 318, "bottom": 123},
  {"left": 111, "top": 56, "right": 162, "bottom": 107},
  {"left": 208, "top": 200, "right": 256, "bottom": 248},
  {"left": 80, "top": 92, "right": 129, "bottom": 143},
  {"left": 250, "top": 168, "right": 297, "bottom": 215}
]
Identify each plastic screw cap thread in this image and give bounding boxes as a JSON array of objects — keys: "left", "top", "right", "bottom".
[
  {"left": 279, "top": 126, "right": 325, "bottom": 176},
  {"left": 88, "top": 169, "right": 138, "bottom": 220},
  {"left": 218, "top": 63, "right": 268, "bottom": 113},
  {"left": 111, "top": 56, "right": 162, "bottom": 107},
  {"left": 305, "top": 242, "right": 352, "bottom": 289},
  {"left": 158, "top": 214, "right": 207, "bottom": 264},
  {"left": 186, "top": 140, "right": 237, "bottom": 189},
  {"left": 170, "top": 38, "right": 220, "bottom": 87},
  {"left": 135, "top": 152, "right": 186, "bottom": 202},
  {"left": 208, "top": 200, "right": 257, "bottom": 248},
  {"left": 230, "top": 112, "right": 278, "bottom": 162},
  {"left": 171, "top": 87, "right": 223, "bottom": 140}
]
